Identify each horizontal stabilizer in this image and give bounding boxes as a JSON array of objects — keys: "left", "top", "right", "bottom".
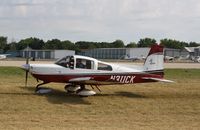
[{"left": 142, "top": 77, "right": 174, "bottom": 83}]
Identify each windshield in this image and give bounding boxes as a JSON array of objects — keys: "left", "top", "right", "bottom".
[{"left": 55, "top": 56, "right": 73, "bottom": 68}]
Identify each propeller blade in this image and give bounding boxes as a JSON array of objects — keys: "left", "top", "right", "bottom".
[
  {"left": 26, "top": 55, "right": 29, "bottom": 64},
  {"left": 25, "top": 45, "right": 29, "bottom": 87},
  {"left": 25, "top": 70, "right": 28, "bottom": 87},
  {"left": 26, "top": 45, "right": 29, "bottom": 64}
]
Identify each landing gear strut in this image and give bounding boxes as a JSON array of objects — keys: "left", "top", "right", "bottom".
[{"left": 35, "top": 82, "right": 51, "bottom": 94}]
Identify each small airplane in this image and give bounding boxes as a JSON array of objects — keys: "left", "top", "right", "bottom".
[
  {"left": 21, "top": 44, "right": 173, "bottom": 97},
  {"left": 164, "top": 56, "right": 174, "bottom": 62},
  {"left": 193, "top": 56, "right": 200, "bottom": 63},
  {"left": 0, "top": 54, "right": 10, "bottom": 60}
]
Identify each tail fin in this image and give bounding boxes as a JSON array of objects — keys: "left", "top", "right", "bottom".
[{"left": 144, "top": 44, "right": 164, "bottom": 76}]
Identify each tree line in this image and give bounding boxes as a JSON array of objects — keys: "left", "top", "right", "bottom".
[{"left": 0, "top": 36, "right": 199, "bottom": 53}]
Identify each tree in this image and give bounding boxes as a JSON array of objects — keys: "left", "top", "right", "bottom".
[
  {"left": 126, "top": 42, "right": 137, "bottom": 48},
  {"left": 44, "top": 39, "right": 62, "bottom": 49},
  {"left": 111, "top": 39, "right": 125, "bottom": 48},
  {"left": 188, "top": 42, "right": 200, "bottom": 47},
  {"left": 137, "top": 38, "right": 156, "bottom": 47},
  {"left": 17, "top": 37, "right": 45, "bottom": 50},
  {"left": 160, "top": 39, "right": 188, "bottom": 49},
  {"left": 9, "top": 42, "right": 17, "bottom": 50},
  {"left": 61, "top": 40, "right": 78, "bottom": 51},
  {"left": 75, "top": 41, "right": 97, "bottom": 50},
  {"left": 95, "top": 42, "right": 112, "bottom": 48},
  {"left": 0, "top": 36, "right": 7, "bottom": 51},
  {"left": 28, "top": 38, "right": 44, "bottom": 49}
]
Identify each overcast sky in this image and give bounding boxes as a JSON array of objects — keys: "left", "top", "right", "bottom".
[{"left": 1, "top": 0, "right": 200, "bottom": 44}]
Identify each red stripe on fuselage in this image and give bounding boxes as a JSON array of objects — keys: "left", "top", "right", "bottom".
[{"left": 32, "top": 73, "right": 162, "bottom": 85}]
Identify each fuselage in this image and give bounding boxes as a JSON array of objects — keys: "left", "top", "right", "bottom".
[{"left": 25, "top": 55, "right": 162, "bottom": 85}]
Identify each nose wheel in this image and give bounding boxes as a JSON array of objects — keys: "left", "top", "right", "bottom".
[{"left": 35, "top": 82, "right": 52, "bottom": 94}]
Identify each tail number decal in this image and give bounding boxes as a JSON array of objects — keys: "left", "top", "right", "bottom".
[
  {"left": 149, "top": 59, "right": 155, "bottom": 65},
  {"left": 110, "top": 76, "right": 136, "bottom": 83}
]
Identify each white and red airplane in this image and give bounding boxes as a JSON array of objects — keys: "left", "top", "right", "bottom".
[
  {"left": 21, "top": 44, "right": 173, "bottom": 96},
  {"left": 0, "top": 54, "right": 10, "bottom": 60}
]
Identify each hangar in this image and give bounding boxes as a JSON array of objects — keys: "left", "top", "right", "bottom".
[
  {"left": 20, "top": 47, "right": 75, "bottom": 59},
  {"left": 80, "top": 48, "right": 150, "bottom": 59},
  {"left": 80, "top": 47, "right": 189, "bottom": 60},
  {"left": 164, "top": 48, "right": 188, "bottom": 57}
]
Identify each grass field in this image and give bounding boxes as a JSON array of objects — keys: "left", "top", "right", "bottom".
[{"left": 0, "top": 67, "right": 200, "bottom": 130}]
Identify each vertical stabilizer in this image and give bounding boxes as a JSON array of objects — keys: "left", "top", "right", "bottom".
[{"left": 144, "top": 44, "right": 164, "bottom": 76}]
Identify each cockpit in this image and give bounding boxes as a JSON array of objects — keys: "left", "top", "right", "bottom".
[{"left": 55, "top": 55, "right": 112, "bottom": 71}]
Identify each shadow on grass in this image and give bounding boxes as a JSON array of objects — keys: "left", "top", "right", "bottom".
[
  {"left": 95, "top": 91, "right": 146, "bottom": 98},
  {"left": 19, "top": 86, "right": 146, "bottom": 97},
  {"left": 1, "top": 86, "right": 146, "bottom": 105},
  {"left": 20, "top": 86, "right": 91, "bottom": 105},
  {"left": 0, "top": 92, "right": 34, "bottom": 96}
]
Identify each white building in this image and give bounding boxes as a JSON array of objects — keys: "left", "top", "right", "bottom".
[
  {"left": 81, "top": 48, "right": 150, "bottom": 59},
  {"left": 20, "top": 47, "right": 75, "bottom": 59},
  {"left": 81, "top": 47, "right": 190, "bottom": 60},
  {"left": 126, "top": 48, "right": 150, "bottom": 59}
]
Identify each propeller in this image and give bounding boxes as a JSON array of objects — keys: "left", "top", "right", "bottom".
[{"left": 25, "top": 45, "right": 30, "bottom": 87}]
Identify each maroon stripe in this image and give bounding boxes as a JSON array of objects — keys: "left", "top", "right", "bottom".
[
  {"left": 148, "top": 44, "right": 163, "bottom": 56},
  {"left": 32, "top": 73, "right": 163, "bottom": 85}
]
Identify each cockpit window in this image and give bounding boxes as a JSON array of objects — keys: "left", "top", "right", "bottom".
[
  {"left": 55, "top": 56, "right": 74, "bottom": 69},
  {"left": 98, "top": 63, "right": 112, "bottom": 71},
  {"left": 76, "top": 58, "right": 94, "bottom": 69}
]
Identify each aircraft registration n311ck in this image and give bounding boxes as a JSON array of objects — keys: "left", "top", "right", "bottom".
[{"left": 21, "top": 44, "right": 173, "bottom": 97}]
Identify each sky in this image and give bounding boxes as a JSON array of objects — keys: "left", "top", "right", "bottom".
[{"left": 1, "top": 0, "right": 200, "bottom": 44}]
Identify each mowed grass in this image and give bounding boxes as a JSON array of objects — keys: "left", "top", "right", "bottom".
[{"left": 0, "top": 67, "right": 200, "bottom": 130}]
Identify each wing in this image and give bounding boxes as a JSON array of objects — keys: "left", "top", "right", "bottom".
[
  {"left": 69, "top": 77, "right": 92, "bottom": 82},
  {"left": 142, "top": 77, "right": 174, "bottom": 83},
  {"left": 68, "top": 77, "right": 97, "bottom": 84}
]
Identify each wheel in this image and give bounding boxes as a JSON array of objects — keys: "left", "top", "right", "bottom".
[
  {"left": 64, "top": 84, "right": 81, "bottom": 93},
  {"left": 76, "top": 89, "right": 96, "bottom": 97}
]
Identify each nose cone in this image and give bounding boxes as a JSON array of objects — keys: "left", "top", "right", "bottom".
[{"left": 21, "top": 64, "right": 30, "bottom": 71}]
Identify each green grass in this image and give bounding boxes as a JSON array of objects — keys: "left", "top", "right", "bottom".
[
  {"left": 0, "top": 67, "right": 24, "bottom": 76},
  {"left": 0, "top": 67, "right": 200, "bottom": 130},
  {"left": 165, "top": 69, "right": 200, "bottom": 79}
]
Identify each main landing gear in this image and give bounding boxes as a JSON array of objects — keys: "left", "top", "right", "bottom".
[
  {"left": 35, "top": 82, "right": 98, "bottom": 97},
  {"left": 64, "top": 84, "right": 96, "bottom": 97}
]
